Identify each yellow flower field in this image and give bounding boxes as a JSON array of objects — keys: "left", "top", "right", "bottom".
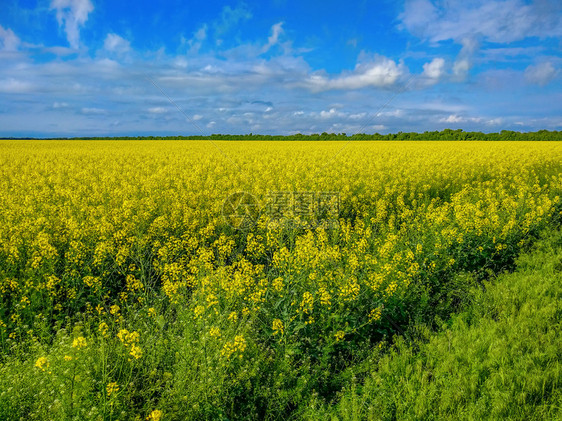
[{"left": 0, "top": 139, "right": 561, "bottom": 419}]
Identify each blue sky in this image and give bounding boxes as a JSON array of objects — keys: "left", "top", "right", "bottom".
[{"left": 0, "top": 0, "right": 561, "bottom": 137}]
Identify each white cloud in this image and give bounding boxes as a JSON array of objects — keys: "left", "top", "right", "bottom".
[
  {"left": 104, "top": 33, "right": 131, "bottom": 54},
  {"left": 187, "top": 25, "right": 207, "bottom": 53},
  {"left": 524, "top": 62, "right": 559, "bottom": 86},
  {"left": 192, "top": 114, "right": 203, "bottom": 120},
  {"left": 480, "top": 46, "right": 545, "bottom": 62},
  {"left": 378, "top": 109, "right": 404, "bottom": 118},
  {"left": 0, "top": 25, "right": 20, "bottom": 51},
  {"left": 399, "top": 0, "right": 439, "bottom": 38},
  {"left": 214, "top": 4, "right": 252, "bottom": 38},
  {"left": 305, "top": 56, "right": 405, "bottom": 91},
  {"left": 349, "top": 112, "right": 367, "bottom": 120},
  {"left": 452, "top": 59, "right": 470, "bottom": 80},
  {"left": 0, "top": 78, "right": 33, "bottom": 93},
  {"left": 452, "top": 38, "right": 479, "bottom": 81},
  {"left": 53, "top": 101, "right": 69, "bottom": 108},
  {"left": 422, "top": 57, "right": 446, "bottom": 82},
  {"left": 262, "top": 22, "right": 284, "bottom": 53},
  {"left": 319, "top": 108, "right": 341, "bottom": 119},
  {"left": 400, "top": 0, "right": 562, "bottom": 44},
  {"left": 486, "top": 118, "right": 503, "bottom": 126},
  {"left": 148, "top": 107, "right": 167, "bottom": 114},
  {"left": 50, "top": 0, "right": 94, "bottom": 49},
  {"left": 81, "top": 107, "right": 106, "bottom": 115},
  {"left": 441, "top": 114, "right": 465, "bottom": 123},
  {"left": 439, "top": 114, "right": 495, "bottom": 125}
]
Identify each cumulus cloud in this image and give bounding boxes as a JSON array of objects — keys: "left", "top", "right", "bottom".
[
  {"left": 50, "top": 0, "right": 94, "bottom": 49},
  {"left": 319, "top": 108, "right": 343, "bottom": 119},
  {"left": 524, "top": 61, "right": 559, "bottom": 86},
  {"left": 439, "top": 114, "right": 504, "bottom": 126},
  {"left": 104, "top": 33, "right": 131, "bottom": 54},
  {"left": 0, "top": 25, "right": 20, "bottom": 51},
  {"left": 400, "top": 0, "right": 562, "bottom": 82},
  {"left": 422, "top": 57, "right": 446, "bottom": 83},
  {"left": 440, "top": 114, "right": 466, "bottom": 123},
  {"left": 305, "top": 56, "right": 405, "bottom": 91}
]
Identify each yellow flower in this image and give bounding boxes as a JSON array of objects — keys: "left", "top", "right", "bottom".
[
  {"left": 334, "top": 331, "right": 345, "bottom": 341},
  {"left": 72, "top": 336, "right": 87, "bottom": 349},
  {"left": 299, "top": 292, "right": 314, "bottom": 314},
  {"left": 110, "top": 304, "right": 120, "bottom": 315},
  {"left": 209, "top": 326, "right": 221, "bottom": 338},
  {"left": 35, "top": 356, "right": 48, "bottom": 371},
  {"left": 234, "top": 335, "right": 247, "bottom": 352},
  {"left": 369, "top": 307, "right": 382, "bottom": 323},
  {"left": 146, "top": 409, "right": 162, "bottom": 421},
  {"left": 272, "top": 319, "right": 284, "bottom": 336},
  {"left": 129, "top": 344, "right": 142, "bottom": 360},
  {"left": 64, "top": 355, "right": 73, "bottom": 361},
  {"left": 147, "top": 307, "right": 157, "bottom": 318},
  {"left": 107, "top": 382, "right": 119, "bottom": 397},
  {"left": 272, "top": 277, "right": 284, "bottom": 293},
  {"left": 99, "top": 322, "right": 109, "bottom": 337},
  {"left": 221, "top": 335, "right": 247, "bottom": 359},
  {"left": 117, "top": 329, "right": 130, "bottom": 342}
]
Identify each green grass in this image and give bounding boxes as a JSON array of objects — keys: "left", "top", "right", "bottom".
[{"left": 307, "top": 229, "right": 562, "bottom": 420}]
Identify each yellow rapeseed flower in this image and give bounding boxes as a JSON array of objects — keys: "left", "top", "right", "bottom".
[
  {"left": 107, "top": 382, "right": 119, "bottom": 397},
  {"left": 35, "top": 356, "right": 48, "bottom": 371},
  {"left": 272, "top": 319, "right": 284, "bottom": 336},
  {"left": 146, "top": 409, "right": 162, "bottom": 421},
  {"left": 334, "top": 331, "right": 345, "bottom": 341},
  {"left": 72, "top": 336, "right": 87, "bottom": 349}
]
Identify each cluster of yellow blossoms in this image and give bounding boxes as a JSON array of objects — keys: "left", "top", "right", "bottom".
[
  {"left": 117, "top": 329, "right": 143, "bottom": 360},
  {"left": 0, "top": 139, "right": 561, "bottom": 359}
]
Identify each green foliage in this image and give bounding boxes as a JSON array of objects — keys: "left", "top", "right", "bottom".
[{"left": 310, "top": 229, "right": 562, "bottom": 420}]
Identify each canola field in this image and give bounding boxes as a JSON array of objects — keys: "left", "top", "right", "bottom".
[{"left": 1, "top": 139, "right": 561, "bottom": 420}]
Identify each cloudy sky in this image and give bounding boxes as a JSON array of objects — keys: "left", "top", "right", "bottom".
[{"left": 1, "top": 0, "right": 561, "bottom": 137}]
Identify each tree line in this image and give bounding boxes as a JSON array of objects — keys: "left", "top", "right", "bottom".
[{"left": 4, "top": 129, "right": 562, "bottom": 141}]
